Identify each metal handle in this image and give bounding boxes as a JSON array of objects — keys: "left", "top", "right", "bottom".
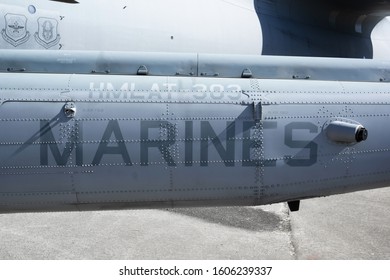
[{"left": 64, "top": 102, "right": 76, "bottom": 118}]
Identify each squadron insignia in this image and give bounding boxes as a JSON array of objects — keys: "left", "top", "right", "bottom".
[
  {"left": 1, "top": 14, "right": 30, "bottom": 47},
  {"left": 34, "top": 17, "right": 61, "bottom": 49}
]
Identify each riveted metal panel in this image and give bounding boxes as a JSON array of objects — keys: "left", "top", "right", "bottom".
[
  {"left": 0, "top": 101, "right": 78, "bottom": 209},
  {"left": 72, "top": 101, "right": 172, "bottom": 203},
  {"left": 261, "top": 102, "right": 390, "bottom": 203}
]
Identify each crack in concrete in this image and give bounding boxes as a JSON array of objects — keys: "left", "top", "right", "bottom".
[{"left": 282, "top": 203, "right": 298, "bottom": 260}]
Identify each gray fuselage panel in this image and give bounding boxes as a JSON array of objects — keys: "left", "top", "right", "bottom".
[{"left": 0, "top": 73, "right": 390, "bottom": 211}]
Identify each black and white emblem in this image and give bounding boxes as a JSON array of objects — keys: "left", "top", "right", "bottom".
[
  {"left": 34, "top": 17, "right": 61, "bottom": 49},
  {"left": 1, "top": 14, "right": 30, "bottom": 47}
]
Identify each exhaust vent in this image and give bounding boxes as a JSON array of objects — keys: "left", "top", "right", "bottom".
[{"left": 326, "top": 121, "right": 368, "bottom": 143}]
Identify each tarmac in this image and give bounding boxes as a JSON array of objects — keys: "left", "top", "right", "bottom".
[{"left": 0, "top": 187, "right": 389, "bottom": 260}]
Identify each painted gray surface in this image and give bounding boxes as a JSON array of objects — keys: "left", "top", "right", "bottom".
[
  {"left": 2, "top": 50, "right": 390, "bottom": 82},
  {"left": 1, "top": 66, "right": 390, "bottom": 211},
  {"left": 0, "top": 0, "right": 390, "bottom": 213},
  {"left": 0, "top": 0, "right": 263, "bottom": 54},
  {"left": 1, "top": 0, "right": 390, "bottom": 59},
  {"left": 0, "top": 188, "right": 388, "bottom": 259}
]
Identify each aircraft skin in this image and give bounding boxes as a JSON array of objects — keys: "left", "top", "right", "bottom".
[
  {"left": 1, "top": 0, "right": 390, "bottom": 57},
  {"left": 0, "top": 0, "right": 390, "bottom": 212}
]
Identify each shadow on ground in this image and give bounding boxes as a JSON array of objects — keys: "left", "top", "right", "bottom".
[{"left": 166, "top": 206, "right": 289, "bottom": 232}]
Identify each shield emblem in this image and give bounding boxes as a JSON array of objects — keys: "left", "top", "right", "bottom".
[
  {"left": 1, "top": 14, "right": 30, "bottom": 47},
  {"left": 34, "top": 17, "right": 61, "bottom": 49}
]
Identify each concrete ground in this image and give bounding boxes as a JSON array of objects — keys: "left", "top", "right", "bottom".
[{"left": 0, "top": 188, "right": 389, "bottom": 260}]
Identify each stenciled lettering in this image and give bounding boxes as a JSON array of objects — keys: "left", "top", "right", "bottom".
[
  {"left": 38, "top": 117, "right": 318, "bottom": 168},
  {"left": 200, "top": 121, "right": 235, "bottom": 167},
  {"left": 140, "top": 121, "right": 177, "bottom": 166},
  {"left": 88, "top": 82, "right": 242, "bottom": 101},
  {"left": 284, "top": 122, "right": 318, "bottom": 166},
  {"left": 89, "top": 82, "right": 129, "bottom": 99},
  {"left": 40, "top": 120, "right": 83, "bottom": 166},
  {"left": 92, "top": 120, "right": 132, "bottom": 166},
  {"left": 242, "top": 121, "right": 278, "bottom": 167},
  {"left": 185, "top": 121, "right": 194, "bottom": 166}
]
